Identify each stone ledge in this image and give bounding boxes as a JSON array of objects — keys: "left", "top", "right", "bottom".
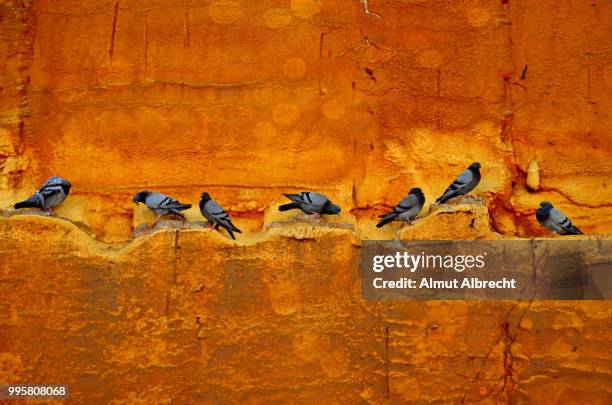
[
  {"left": 399, "top": 197, "right": 499, "bottom": 240},
  {"left": 2, "top": 202, "right": 608, "bottom": 251}
]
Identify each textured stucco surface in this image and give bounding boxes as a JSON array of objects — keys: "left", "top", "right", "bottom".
[
  {"left": 1, "top": 214, "right": 611, "bottom": 403},
  {"left": 0, "top": 0, "right": 610, "bottom": 242},
  {"left": 1, "top": 0, "right": 611, "bottom": 403}
]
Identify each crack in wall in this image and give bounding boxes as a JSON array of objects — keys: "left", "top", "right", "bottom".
[
  {"left": 465, "top": 240, "right": 539, "bottom": 401},
  {"left": 183, "top": 12, "right": 190, "bottom": 48},
  {"left": 143, "top": 13, "right": 148, "bottom": 72},
  {"left": 109, "top": 1, "right": 119, "bottom": 65},
  {"left": 164, "top": 229, "right": 180, "bottom": 316},
  {"left": 384, "top": 325, "right": 390, "bottom": 399}
]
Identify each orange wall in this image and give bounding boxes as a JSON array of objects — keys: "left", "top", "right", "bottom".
[
  {"left": 1, "top": 215, "right": 611, "bottom": 403},
  {"left": 0, "top": 1, "right": 611, "bottom": 402},
  {"left": 0, "top": 0, "right": 609, "bottom": 241}
]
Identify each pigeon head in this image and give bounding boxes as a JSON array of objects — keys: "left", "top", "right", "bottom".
[
  {"left": 539, "top": 201, "right": 553, "bottom": 210},
  {"left": 200, "top": 192, "right": 212, "bottom": 202},
  {"left": 536, "top": 201, "right": 553, "bottom": 221},
  {"left": 61, "top": 178, "right": 72, "bottom": 193},
  {"left": 409, "top": 187, "right": 423, "bottom": 195},
  {"left": 469, "top": 162, "right": 481, "bottom": 171},
  {"left": 410, "top": 188, "right": 426, "bottom": 205},
  {"left": 328, "top": 203, "right": 341, "bottom": 215},
  {"left": 132, "top": 190, "right": 150, "bottom": 204}
]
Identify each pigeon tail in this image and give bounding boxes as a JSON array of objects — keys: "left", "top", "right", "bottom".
[
  {"left": 169, "top": 209, "right": 187, "bottom": 219},
  {"left": 14, "top": 196, "right": 40, "bottom": 209},
  {"left": 228, "top": 222, "right": 242, "bottom": 233},
  {"left": 223, "top": 225, "right": 237, "bottom": 240},
  {"left": 376, "top": 213, "right": 397, "bottom": 228},
  {"left": 436, "top": 194, "right": 451, "bottom": 204},
  {"left": 566, "top": 226, "right": 584, "bottom": 235},
  {"left": 279, "top": 202, "right": 300, "bottom": 211}
]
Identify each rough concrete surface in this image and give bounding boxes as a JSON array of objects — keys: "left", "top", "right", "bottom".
[
  {"left": 1, "top": 210, "right": 611, "bottom": 403},
  {"left": 0, "top": 0, "right": 611, "bottom": 403}
]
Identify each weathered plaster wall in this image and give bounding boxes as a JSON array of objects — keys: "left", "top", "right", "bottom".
[
  {"left": 1, "top": 214, "right": 611, "bottom": 403},
  {"left": 0, "top": 0, "right": 610, "bottom": 242},
  {"left": 1, "top": 0, "right": 611, "bottom": 403}
]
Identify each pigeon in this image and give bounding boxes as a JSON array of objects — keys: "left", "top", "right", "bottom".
[
  {"left": 132, "top": 190, "right": 191, "bottom": 224},
  {"left": 377, "top": 188, "right": 425, "bottom": 228},
  {"left": 199, "top": 192, "right": 242, "bottom": 240},
  {"left": 436, "top": 162, "right": 481, "bottom": 203},
  {"left": 536, "top": 201, "right": 583, "bottom": 235},
  {"left": 278, "top": 192, "right": 341, "bottom": 218},
  {"left": 14, "top": 176, "right": 72, "bottom": 214}
]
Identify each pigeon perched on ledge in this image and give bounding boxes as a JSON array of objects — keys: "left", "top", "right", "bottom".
[
  {"left": 132, "top": 190, "right": 191, "bottom": 224},
  {"left": 536, "top": 201, "right": 584, "bottom": 235},
  {"left": 377, "top": 188, "right": 425, "bottom": 228},
  {"left": 278, "top": 192, "right": 341, "bottom": 218},
  {"left": 199, "top": 192, "right": 242, "bottom": 240},
  {"left": 14, "top": 176, "right": 72, "bottom": 215},
  {"left": 436, "top": 162, "right": 481, "bottom": 204}
]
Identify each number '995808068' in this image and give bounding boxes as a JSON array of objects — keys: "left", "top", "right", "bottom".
[{"left": 0, "top": 384, "right": 69, "bottom": 400}]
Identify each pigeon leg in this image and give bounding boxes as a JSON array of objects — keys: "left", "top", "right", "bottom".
[
  {"left": 153, "top": 215, "right": 162, "bottom": 226},
  {"left": 46, "top": 208, "right": 56, "bottom": 216},
  {"left": 309, "top": 212, "right": 321, "bottom": 219}
]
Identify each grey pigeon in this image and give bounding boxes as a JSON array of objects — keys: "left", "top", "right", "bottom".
[
  {"left": 279, "top": 192, "right": 341, "bottom": 217},
  {"left": 436, "top": 162, "right": 481, "bottom": 203},
  {"left": 377, "top": 188, "right": 425, "bottom": 228},
  {"left": 14, "top": 176, "right": 72, "bottom": 214},
  {"left": 133, "top": 190, "right": 191, "bottom": 223},
  {"left": 199, "top": 192, "right": 242, "bottom": 240},
  {"left": 536, "top": 201, "right": 583, "bottom": 235}
]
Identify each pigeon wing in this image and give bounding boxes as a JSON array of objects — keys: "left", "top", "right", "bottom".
[
  {"left": 205, "top": 199, "right": 241, "bottom": 238},
  {"left": 395, "top": 193, "right": 418, "bottom": 213},
  {"left": 145, "top": 192, "right": 178, "bottom": 210},
  {"left": 438, "top": 168, "right": 473, "bottom": 202},
  {"left": 302, "top": 192, "right": 328, "bottom": 207},
  {"left": 205, "top": 200, "right": 231, "bottom": 223},
  {"left": 39, "top": 176, "right": 65, "bottom": 198},
  {"left": 549, "top": 207, "right": 583, "bottom": 235}
]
